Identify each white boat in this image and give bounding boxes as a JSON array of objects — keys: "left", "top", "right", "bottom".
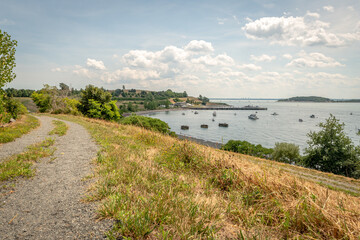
[{"left": 248, "top": 114, "right": 258, "bottom": 120}]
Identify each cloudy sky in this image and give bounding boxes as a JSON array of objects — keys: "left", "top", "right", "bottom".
[{"left": 1, "top": 0, "right": 360, "bottom": 98}]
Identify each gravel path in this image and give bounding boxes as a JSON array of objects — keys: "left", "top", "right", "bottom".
[
  {"left": 0, "top": 116, "right": 111, "bottom": 239},
  {"left": 0, "top": 116, "right": 54, "bottom": 161}
]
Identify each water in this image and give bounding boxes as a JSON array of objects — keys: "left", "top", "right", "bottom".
[{"left": 144, "top": 100, "right": 360, "bottom": 152}]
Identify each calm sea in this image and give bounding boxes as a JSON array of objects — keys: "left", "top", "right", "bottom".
[{"left": 144, "top": 100, "right": 360, "bottom": 152}]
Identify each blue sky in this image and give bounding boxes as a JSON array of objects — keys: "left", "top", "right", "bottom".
[{"left": 1, "top": 0, "right": 359, "bottom": 98}]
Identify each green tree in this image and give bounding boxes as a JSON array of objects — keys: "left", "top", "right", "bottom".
[
  {"left": 272, "top": 142, "right": 301, "bottom": 164},
  {"left": 78, "top": 85, "right": 120, "bottom": 121},
  {"left": 0, "top": 30, "right": 17, "bottom": 89},
  {"left": 303, "top": 114, "right": 360, "bottom": 178}
]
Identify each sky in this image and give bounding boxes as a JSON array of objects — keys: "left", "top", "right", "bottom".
[{"left": 1, "top": 0, "right": 360, "bottom": 98}]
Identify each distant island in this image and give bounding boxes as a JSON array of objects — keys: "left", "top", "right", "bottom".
[
  {"left": 278, "top": 96, "right": 331, "bottom": 102},
  {"left": 279, "top": 96, "right": 360, "bottom": 103}
]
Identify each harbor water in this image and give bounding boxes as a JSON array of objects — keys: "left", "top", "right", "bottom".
[{"left": 144, "top": 100, "right": 360, "bottom": 152}]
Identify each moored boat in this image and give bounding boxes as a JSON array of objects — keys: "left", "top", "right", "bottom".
[{"left": 248, "top": 114, "right": 258, "bottom": 120}]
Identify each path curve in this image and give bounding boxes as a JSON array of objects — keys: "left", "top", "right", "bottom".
[
  {"left": 0, "top": 116, "right": 54, "bottom": 161},
  {"left": 0, "top": 116, "right": 111, "bottom": 239}
]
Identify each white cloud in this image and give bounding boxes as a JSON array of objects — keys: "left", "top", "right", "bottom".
[
  {"left": 101, "top": 68, "right": 159, "bottom": 83},
  {"left": 238, "top": 64, "right": 262, "bottom": 71},
  {"left": 217, "top": 17, "right": 226, "bottom": 25},
  {"left": 51, "top": 67, "right": 62, "bottom": 72},
  {"left": 184, "top": 40, "right": 214, "bottom": 54},
  {"left": 73, "top": 65, "right": 91, "bottom": 78},
  {"left": 323, "top": 6, "right": 334, "bottom": 13},
  {"left": 287, "top": 51, "right": 344, "bottom": 68},
  {"left": 86, "top": 58, "right": 106, "bottom": 70},
  {"left": 282, "top": 54, "right": 292, "bottom": 60},
  {"left": 250, "top": 54, "right": 276, "bottom": 62},
  {"left": 242, "top": 13, "right": 360, "bottom": 47},
  {"left": 306, "top": 72, "right": 345, "bottom": 79},
  {"left": 305, "top": 11, "right": 320, "bottom": 19},
  {"left": 192, "top": 54, "right": 234, "bottom": 66},
  {"left": 0, "top": 18, "right": 15, "bottom": 25}
]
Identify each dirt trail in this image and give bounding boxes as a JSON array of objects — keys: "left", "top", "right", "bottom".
[
  {"left": 0, "top": 116, "right": 54, "bottom": 161},
  {"left": 0, "top": 116, "right": 111, "bottom": 239}
]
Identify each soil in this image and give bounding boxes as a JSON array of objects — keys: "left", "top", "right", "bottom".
[{"left": 0, "top": 115, "right": 112, "bottom": 239}]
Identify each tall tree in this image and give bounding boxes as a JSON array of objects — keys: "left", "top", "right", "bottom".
[
  {"left": 0, "top": 30, "right": 17, "bottom": 89},
  {"left": 303, "top": 114, "right": 360, "bottom": 178}
]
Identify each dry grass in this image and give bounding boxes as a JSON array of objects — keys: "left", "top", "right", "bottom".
[{"left": 51, "top": 114, "right": 360, "bottom": 239}]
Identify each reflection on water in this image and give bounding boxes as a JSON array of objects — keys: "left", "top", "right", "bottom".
[{"left": 144, "top": 100, "right": 360, "bottom": 152}]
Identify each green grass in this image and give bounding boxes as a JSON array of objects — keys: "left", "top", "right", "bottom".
[
  {"left": 49, "top": 120, "right": 68, "bottom": 136},
  {"left": 0, "top": 138, "right": 55, "bottom": 181},
  {"left": 0, "top": 115, "right": 39, "bottom": 143},
  {"left": 50, "top": 115, "right": 360, "bottom": 239}
]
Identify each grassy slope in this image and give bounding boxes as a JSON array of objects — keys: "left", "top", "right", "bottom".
[
  {"left": 0, "top": 115, "right": 39, "bottom": 144},
  {"left": 53, "top": 115, "right": 360, "bottom": 239}
]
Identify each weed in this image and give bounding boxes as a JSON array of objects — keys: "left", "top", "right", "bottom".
[{"left": 49, "top": 120, "right": 68, "bottom": 136}]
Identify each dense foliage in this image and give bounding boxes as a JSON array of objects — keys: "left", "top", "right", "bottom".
[
  {"left": 272, "top": 142, "right": 301, "bottom": 164},
  {"left": 221, "top": 140, "right": 273, "bottom": 158},
  {"left": 31, "top": 84, "right": 80, "bottom": 115},
  {"left": 0, "top": 30, "right": 24, "bottom": 124},
  {"left": 78, "top": 85, "right": 120, "bottom": 121},
  {"left": 303, "top": 114, "right": 360, "bottom": 178},
  {"left": 0, "top": 94, "right": 27, "bottom": 123},
  {"left": 0, "top": 30, "right": 17, "bottom": 89},
  {"left": 120, "top": 115, "right": 175, "bottom": 136},
  {"left": 5, "top": 88, "right": 34, "bottom": 97}
]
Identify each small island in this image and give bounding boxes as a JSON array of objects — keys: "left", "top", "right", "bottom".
[
  {"left": 278, "top": 96, "right": 332, "bottom": 102},
  {"left": 279, "top": 96, "right": 360, "bottom": 103}
]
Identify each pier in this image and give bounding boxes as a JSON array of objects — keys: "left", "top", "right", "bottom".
[{"left": 189, "top": 106, "right": 267, "bottom": 110}]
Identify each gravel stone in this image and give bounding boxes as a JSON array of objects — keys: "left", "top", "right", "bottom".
[{"left": 0, "top": 116, "right": 112, "bottom": 239}]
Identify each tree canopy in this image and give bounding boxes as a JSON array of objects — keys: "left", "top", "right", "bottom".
[
  {"left": 0, "top": 30, "right": 17, "bottom": 89},
  {"left": 303, "top": 114, "right": 360, "bottom": 178}
]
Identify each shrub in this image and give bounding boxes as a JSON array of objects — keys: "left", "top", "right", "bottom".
[
  {"left": 121, "top": 115, "right": 175, "bottom": 135},
  {"left": 272, "top": 142, "right": 301, "bottom": 164},
  {"left": 221, "top": 140, "right": 273, "bottom": 158},
  {"left": 78, "top": 85, "right": 121, "bottom": 121},
  {"left": 0, "top": 94, "right": 27, "bottom": 123},
  {"left": 31, "top": 92, "right": 51, "bottom": 112}
]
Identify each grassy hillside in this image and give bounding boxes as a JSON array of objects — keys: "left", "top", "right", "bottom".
[{"left": 52, "top": 114, "right": 360, "bottom": 239}]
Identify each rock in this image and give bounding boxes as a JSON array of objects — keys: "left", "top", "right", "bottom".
[{"left": 10, "top": 118, "right": 16, "bottom": 123}]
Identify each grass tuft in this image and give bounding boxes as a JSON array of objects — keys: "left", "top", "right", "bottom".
[
  {"left": 0, "top": 138, "right": 55, "bottom": 181},
  {"left": 0, "top": 115, "right": 39, "bottom": 143},
  {"left": 49, "top": 120, "right": 68, "bottom": 136}
]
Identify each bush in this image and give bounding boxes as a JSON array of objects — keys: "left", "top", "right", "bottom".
[
  {"left": 0, "top": 94, "right": 27, "bottom": 123},
  {"left": 120, "top": 115, "right": 175, "bottom": 136},
  {"left": 272, "top": 142, "right": 301, "bottom": 164},
  {"left": 79, "top": 85, "right": 121, "bottom": 121},
  {"left": 4, "top": 97, "right": 27, "bottom": 119},
  {"left": 221, "top": 140, "right": 273, "bottom": 158},
  {"left": 31, "top": 92, "right": 51, "bottom": 112}
]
